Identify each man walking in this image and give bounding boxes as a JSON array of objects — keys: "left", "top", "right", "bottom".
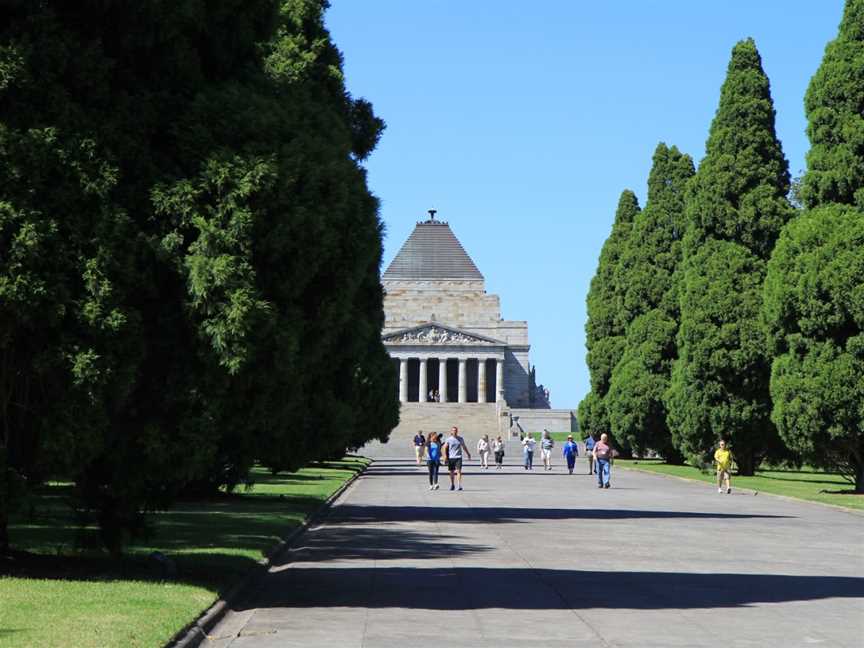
[
  {"left": 593, "top": 433, "right": 613, "bottom": 488},
  {"left": 445, "top": 426, "right": 471, "bottom": 491},
  {"left": 562, "top": 435, "right": 579, "bottom": 474},
  {"left": 413, "top": 431, "right": 426, "bottom": 465}
]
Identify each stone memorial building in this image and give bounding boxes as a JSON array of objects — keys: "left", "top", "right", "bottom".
[{"left": 381, "top": 212, "right": 575, "bottom": 440}]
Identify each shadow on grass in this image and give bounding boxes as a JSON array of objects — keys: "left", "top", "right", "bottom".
[
  {"left": 5, "top": 461, "right": 368, "bottom": 595},
  {"left": 758, "top": 474, "right": 848, "bottom": 486}
]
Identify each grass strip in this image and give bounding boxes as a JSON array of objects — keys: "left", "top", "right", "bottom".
[
  {"left": 615, "top": 459, "right": 863, "bottom": 511},
  {"left": 1, "top": 456, "right": 369, "bottom": 648}
]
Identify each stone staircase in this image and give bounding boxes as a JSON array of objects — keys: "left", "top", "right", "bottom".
[{"left": 361, "top": 402, "right": 506, "bottom": 458}]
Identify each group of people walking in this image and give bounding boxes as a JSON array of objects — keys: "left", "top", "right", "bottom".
[
  {"left": 413, "top": 429, "right": 734, "bottom": 494},
  {"left": 413, "top": 428, "right": 618, "bottom": 490}
]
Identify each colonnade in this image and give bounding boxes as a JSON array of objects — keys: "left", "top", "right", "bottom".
[{"left": 396, "top": 356, "right": 504, "bottom": 404}]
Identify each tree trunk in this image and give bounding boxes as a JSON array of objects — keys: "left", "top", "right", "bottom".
[
  {"left": 0, "top": 448, "right": 8, "bottom": 555},
  {"left": 856, "top": 461, "right": 864, "bottom": 495},
  {"left": 736, "top": 451, "right": 756, "bottom": 476}
]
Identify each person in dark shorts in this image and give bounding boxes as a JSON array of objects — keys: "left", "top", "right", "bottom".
[{"left": 444, "top": 426, "right": 471, "bottom": 491}]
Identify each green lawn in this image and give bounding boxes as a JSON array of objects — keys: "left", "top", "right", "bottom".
[
  {"left": 1, "top": 457, "right": 369, "bottom": 648},
  {"left": 546, "top": 432, "right": 578, "bottom": 443},
  {"left": 616, "top": 459, "right": 863, "bottom": 511}
]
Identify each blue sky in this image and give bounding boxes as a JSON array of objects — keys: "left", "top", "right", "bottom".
[{"left": 326, "top": 1, "right": 843, "bottom": 409}]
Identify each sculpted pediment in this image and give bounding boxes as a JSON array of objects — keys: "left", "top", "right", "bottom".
[{"left": 383, "top": 323, "right": 504, "bottom": 346}]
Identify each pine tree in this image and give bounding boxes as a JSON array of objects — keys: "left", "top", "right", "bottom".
[
  {"left": 667, "top": 39, "right": 795, "bottom": 474},
  {"left": 764, "top": 0, "right": 864, "bottom": 491},
  {"left": 607, "top": 143, "right": 693, "bottom": 460},
  {"left": 578, "top": 191, "right": 640, "bottom": 439}
]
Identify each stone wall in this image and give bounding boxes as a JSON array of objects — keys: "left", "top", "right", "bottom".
[{"left": 508, "top": 408, "right": 577, "bottom": 434}]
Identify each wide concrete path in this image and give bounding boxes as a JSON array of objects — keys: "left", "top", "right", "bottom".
[{"left": 207, "top": 458, "right": 864, "bottom": 648}]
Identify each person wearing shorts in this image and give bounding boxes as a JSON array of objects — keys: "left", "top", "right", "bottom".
[
  {"left": 445, "top": 426, "right": 471, "bottom": 491},
  {"left": 714, "top": 439, "right": 733, "bottom": 494}
]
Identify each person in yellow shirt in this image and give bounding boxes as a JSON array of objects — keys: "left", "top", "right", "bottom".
[{"left": 714, "top": 440, "right": 733, "bottom": 494}]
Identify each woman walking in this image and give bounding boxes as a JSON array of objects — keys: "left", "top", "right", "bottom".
[
  {"left": 477, "top": 434, "right": 491, "bottom": 469},
  {"left": 492, "top": 436, "right": 505, "bottom": 469},
  {"left": 426, "top": 432, "right": 443, "bottom": 490},
  {"left": 522, "top": 433, "right": 536, "bottom": 470},
  {"left": 540, "top": 429, "right": 555, "bottom": 471}
]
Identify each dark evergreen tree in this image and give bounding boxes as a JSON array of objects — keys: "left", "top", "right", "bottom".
[
  {"left": 606, "top": 143, "right": 694, "bottom": 461},
  {"left": 607, "top": 143, "right": 693, "bottom": 461},
  {"left": 578, "top": 191, "right": 639, "bottom": 440},
  {"left": 764, "top": 0, "right": 864, "bottom": 491},
  {"left": 0, "top": 0, "right": 396, "bottom": 552},
  {"left": 667, "top": 39, "right": 795, "bottom": 474},
  {"left": 799, "top": 0, "right": 864, "bottom": 210}
]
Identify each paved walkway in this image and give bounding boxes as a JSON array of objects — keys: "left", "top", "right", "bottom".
[{"left": 207, "top": 458, "right": 864, "bottom": 647}]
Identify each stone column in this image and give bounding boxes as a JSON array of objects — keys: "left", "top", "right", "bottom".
[
  {"left": 399, "top": 358, "right": 408, "bottom": 403},
  {"left": 439, "top": 358, "right": 448, "bottom": 403},
  {"left": 496, "top": 358, "right": 504, "bottom": 402},
  {"left": 418, "top": 357, "right": 428, "bottom": 403},
  {"left": 478, "top": 358, "right": 487, "bottom": 403},
  {"left": 458, "top": 358, "right": 467, "bottom": 403}
]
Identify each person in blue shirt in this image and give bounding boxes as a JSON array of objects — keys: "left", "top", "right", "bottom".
[
  {"left": 562, "top": 435, "right": 579, "bottom": 474},
  {"left": 426, "top": 432, "right": 443, "bottom": 490},
  {"left": 584, "top": 433, "right": 596, "bottom": 474}
]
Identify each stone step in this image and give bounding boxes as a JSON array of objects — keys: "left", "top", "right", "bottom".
[{"left": 360, "top": 402, "right": 508, "bottom": 458}]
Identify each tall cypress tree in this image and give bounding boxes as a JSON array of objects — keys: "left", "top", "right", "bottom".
[
  {"left": 579, "top": 190, "right": 639, "bottom": 439},
  {"left": 607, "top": 143, "right": 693, "bottom": 460},
  {"left": 799, "top": 0, "right": 864, "bottom": 210},
  {"left": 667, "top": 39, "right": 794, "bottom": 474},
  {"left": 764, "top": 0, "right": 864, "bottom": 491}
]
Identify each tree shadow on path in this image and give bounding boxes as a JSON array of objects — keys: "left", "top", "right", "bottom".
[
  {"left": 242, "top": 566, "right": 864, "bottom": 611},
  {"left": 327, "top": 504, "right": 791, "bottom": 524}
]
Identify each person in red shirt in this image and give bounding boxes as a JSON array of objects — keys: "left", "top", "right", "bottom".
[{"left": 593, "top": 433, "right": 613, "bottom": 489}]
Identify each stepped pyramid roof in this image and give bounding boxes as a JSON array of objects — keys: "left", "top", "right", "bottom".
[{"left": 383, "top": 217, "right": 483, "bottom": 281}]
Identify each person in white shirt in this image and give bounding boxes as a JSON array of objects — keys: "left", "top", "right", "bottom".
[
  {"left": 476, "top": 434, "right": 491, "bottom": 469},
  {"left": 522, "top": 433, "right": 537, "bottom": 470}
]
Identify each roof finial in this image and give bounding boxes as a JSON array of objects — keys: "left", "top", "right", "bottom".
[{"left": 428, "top": 208, "right": 437, "bottom": 221}]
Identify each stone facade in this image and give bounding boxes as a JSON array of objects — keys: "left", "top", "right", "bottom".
[{"left": 382, "top": 219, "right": 531, "bottom": 408}]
